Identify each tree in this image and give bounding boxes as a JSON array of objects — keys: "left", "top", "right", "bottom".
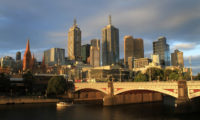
[
  {"left": 23, "top": 71, "right": 35, "bottom": 94},
  {"left": 183, "top": 72, "right": 191, "bottom": 80},
  {"left": 169, "top": 72, "right": 179, "bottom": 81},
  {"left": 0, "top": 73, "right": 10, "bottom": 93},
  {"left": 196, "top": 73, "right": 200, "bottom": 80},
  {"left": 134, "top": 72, "right": 148, "bottom": 82},
  {"left": 47, "top": 76, "right": 67, "bottom": 95},
  {"left": 146, "top": 67, "right": 164, "bottom": 81}
]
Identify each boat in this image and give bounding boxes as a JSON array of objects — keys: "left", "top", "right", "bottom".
[{"left": 56, "top": 102, "right": 72, "bottom": 107}]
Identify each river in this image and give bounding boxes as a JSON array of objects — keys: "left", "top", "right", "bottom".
[{"left": 0, "top": 103, "right": 199, "bottom": 120}]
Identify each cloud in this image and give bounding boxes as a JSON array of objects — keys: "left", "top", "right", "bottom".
[{"left": 172, "top": 43, "right": 197, "bottom": 50}]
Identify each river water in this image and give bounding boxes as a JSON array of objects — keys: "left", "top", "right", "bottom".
[{"left": 0, "top": 103, "right": 199, "bottom": 120}]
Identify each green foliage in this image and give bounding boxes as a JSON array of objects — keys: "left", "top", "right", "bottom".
[
  {"left": 134, "top": 72, "right": 148, "bottom": 82},
  {"left": 183, "top": 72, "right": 191, "bottom": 80},
  {"left": 23, "top": 71, "right": 35, "bottom": 93},
  {"left": 146, "top": 67, "right": 164, "bottom": 81},
  {"left": 47, "top": 76, "right": 67, "bottom": 95},
  {"left": 169, "top": 72, "right": 179, "bottom": 81},
  {"left": 164, "top": 69, "right": 180, "bottom": 81},
  {"left": 195, "top": 73, "right": 200, "bottom": 80},
  {"left": 0, "top": 73, "right": 10, "bottom": 92}
]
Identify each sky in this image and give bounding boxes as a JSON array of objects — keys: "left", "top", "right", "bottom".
[{"left": 0, "top": 0, "right": 200, "bottom": 74}]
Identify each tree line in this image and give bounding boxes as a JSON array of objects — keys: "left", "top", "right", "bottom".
[{"left": 134, "top": 67, "right": 194, "bottom": 82}]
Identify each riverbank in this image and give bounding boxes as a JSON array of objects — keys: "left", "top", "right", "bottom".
[{"left": 0, "top": 97, "right": 59, "bottom": 105}]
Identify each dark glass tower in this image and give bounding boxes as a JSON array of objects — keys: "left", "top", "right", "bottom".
[{"left": 153, "top": 36, "right": 170, "bottom": 67}]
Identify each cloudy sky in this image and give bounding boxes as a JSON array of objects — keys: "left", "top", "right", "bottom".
[{"left": 0, "top": 0, "right": 200, "bottom": 74}]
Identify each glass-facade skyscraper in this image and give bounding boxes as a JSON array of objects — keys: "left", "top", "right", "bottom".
[
  {"left": 153, "top": 36, "right": 170, "bottom": 67},
  {"left": 102, "top": 15, "right": 119, "bottom": 66}
]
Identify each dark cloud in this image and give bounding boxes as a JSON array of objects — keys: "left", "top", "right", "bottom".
[{"left": 0, "top": 0, "right": 200, "bottom": 73}]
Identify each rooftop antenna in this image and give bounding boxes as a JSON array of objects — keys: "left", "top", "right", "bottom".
[
  {"left": 189, "top": 56, "right": 193, "bottom": 81},
  {"left": 74, "top": 18, "right": 77, "bottom": 26},
  {"left": 109, "top": 15, "right": 112, "bottom": 25}
]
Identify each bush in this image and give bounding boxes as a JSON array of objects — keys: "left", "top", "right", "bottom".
[{"left": 47, "top": 76, "right": 67, "bottom": 95}]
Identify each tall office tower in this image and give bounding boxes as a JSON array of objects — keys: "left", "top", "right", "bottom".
[
  {"left": 81, "top": 44, "right": 90, "bottom": 64},
  {"left": 16, "top": 51, "right": 21, "bottom": 61},
  {"left": 171, "top": 49, "right": 184, "bottom": 68},
  {"left": 90, "top": 39, "right": 100, "bottom": 67},
  {"left": 23, "top": 40, "right": 32, "bottom": 71},
  {"left": 124, "top": 35, "right": 144, "bottom": 66},
  {"left": 153, "top": 36, "right": 170, "bottom": 67},
  {"left": 44, "top": 48, "right": 65, "bottom": 66},
  {"left": 68, "top": 19, "right": 81, "bottom": 61},
  {"left": 102, "top": 15, "right": 119, "bottom": 66}
]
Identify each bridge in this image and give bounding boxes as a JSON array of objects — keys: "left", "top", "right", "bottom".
[{"left": 74, "top": 81, "right": 200, "bottom": 106}]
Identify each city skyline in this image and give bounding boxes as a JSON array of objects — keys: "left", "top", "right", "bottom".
[{"left": 0, "top": 0, "right": 200, "bottom": 74}]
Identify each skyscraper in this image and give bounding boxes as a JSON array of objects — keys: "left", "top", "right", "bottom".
[
  {"left": 102, "top": 15, "right": 119, "bottom": 66},
  {"left": 171, "top": 49, "right": 184, "bottom": 68},
  {"left": 23, "top": 40, "right": 32, "bottom": 71},
  {"left": 44, "top": 48, "right": 65, "bottom": 66},
  {"left": 16, "top": 51, "right": 21, "bottom": 61},
  {"left": 153, "top": 36, "right": 170, "bottom": 67},
  {"left": 90, "top": 39, "right": 100, "bottom": 67},
  {"left": 124, "top": 35, "right": 144, "bottom": 66},
  {"left": 68, "top": 19, "right": 81, "bottom": 61},
  {"left": 81, "top": 44, "right": 90, "bottom": 64}
]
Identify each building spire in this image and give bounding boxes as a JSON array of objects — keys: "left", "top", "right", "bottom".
[
  {"left": 26, "top": 39, "right": 30, "bottom": 51},
  {"left": 74, "top": 18, "right": 77, "bottom": 26},
  {"left": 109, "top": 15, "right": 112, "bottom": 25}
]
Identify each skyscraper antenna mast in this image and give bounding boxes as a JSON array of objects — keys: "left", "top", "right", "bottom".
[
  {"left": 109, "top": 15, "right": 112, "bottom": 25},
  {"left": 74, "top": 18, "right": 77, "bottom": 26}
]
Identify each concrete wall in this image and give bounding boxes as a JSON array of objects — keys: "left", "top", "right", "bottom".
[{"left": 0, "top": 98, "right": 59, "bottom": 105}]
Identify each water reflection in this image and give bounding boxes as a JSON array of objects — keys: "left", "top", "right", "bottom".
[{"left": 1, "top": 103, "right": 200, "bottom": 120}]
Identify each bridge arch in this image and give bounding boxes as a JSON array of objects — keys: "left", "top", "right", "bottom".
[
  {"left": 114, "top": 88, "right": 178, "bottom": 98},
  {"left": 189, "top": 92, "right": 200, "bottom": 100},
  {"left": 75, "top": 88, "right": 108, "bottom": 95}
]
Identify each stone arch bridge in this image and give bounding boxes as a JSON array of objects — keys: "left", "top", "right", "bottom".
[{"left": 74, "top": 81, "right": 200, "bottom": 106}]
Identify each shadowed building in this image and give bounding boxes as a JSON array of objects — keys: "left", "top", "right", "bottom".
[
  {"left": 124, "top": 35, "right": 144, "bottom": 66},
  {"left": 44, "top": 48, "right": 65, "bottom": 66},
  {"left": 68, "top": 19, "right": 81, "bottom": 61},
  {"left": 90, "top": 39, "right": 100, "bottom": 67},
  {"left": 81, "top": 44, "right": 90, "bottom": 64},
  {"left": 171, "top": 49, "right": 184, "bottom": 68},
  {"left": 153, "top": 36, "right": 170, "bottom": 67},
  {"left": 102, "top": 15, "right": 119, "bottom": 66},
  {"left": 23, "top": 40, "right": 32, "bottom": 71},
  {"left": 16, "top": 51, "right": 21, "bottom": 61}
]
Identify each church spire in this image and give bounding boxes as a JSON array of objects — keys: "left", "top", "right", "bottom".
[
  {"left": 26, "top": 39, "right": 30, "bottom": 51},
  {"left": 109, "top": 15, "right": 112, "bottom": 25}
]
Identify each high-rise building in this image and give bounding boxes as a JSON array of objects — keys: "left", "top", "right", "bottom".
[
  {"left": 23, "top": 40, "right": 32, "bottom": 71},
  {"left": 16, "top": 51, "right": 21, "bottom": 61},
  {"left": 171, "top": 49, "right": 184, "bottom": 68},
  {"left": 124, "top": 35, "right": 144, "bottom": 66},
  {"left": 81, "top": 44, "right": 90, "bottom": 64},
  {"left": 128, "top": 57, "right": 134, "bottom": 70},
  {"left": 90, "top": 39, "right": 100, "bottom": 67},
  {"left": 0, "top": 56, "right": 15, "bottom": 68},
  {"left": 102, "top": 15, "right": 119, "bottom": 66},
  {"left": 134, "top": 58, "right": 151, "bottom": 68},
  {"left": 153, "top": 36, "right": 170, "bottom": 67},
  {"left": 68, "top": 19, "right": 81, "bottom": 61},
  {"left": 44, "top": 48, "right": 65, "bottom": 66}
]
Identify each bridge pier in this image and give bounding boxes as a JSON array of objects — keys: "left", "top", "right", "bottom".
[
  {"left": 175, "top": 80, "right": 190, "bottom": 107},
  {"left": 103, "top": 81, "right": 114, "bottom": 106}
]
